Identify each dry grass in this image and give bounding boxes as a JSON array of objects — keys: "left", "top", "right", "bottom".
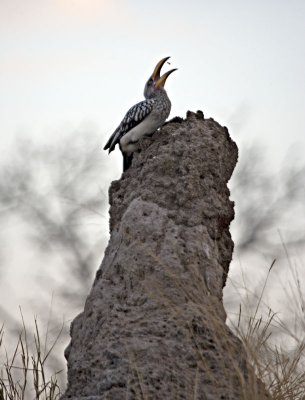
[
  {"left": 1, "top": 260, "right": 305, "bottom": 399},
  {"left": 142, "top": 244, "right": 305, "bottom": 399},
  {"left": 0, "top": 312, "right": 63, "bottom": 400},
  {"left": 228, "top": 259, "right": 305, "bottom": 399}
]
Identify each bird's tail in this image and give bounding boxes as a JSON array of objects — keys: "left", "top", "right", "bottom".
[
  {"left": 103, "top": 138, "right": 112, "bottom": 151},
  {"left": 103, "top": 128, "right": 120, "bottom": 153},
  {"left": 103, "top": 134, "right": 114, "bottom": 152},
  {"left": 123, "top": 153, "right": 133, "bottom": 172}
]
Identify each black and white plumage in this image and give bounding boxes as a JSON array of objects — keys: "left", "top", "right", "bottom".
[
  {"left": 103, "top": 99, "right": 154, "bottom": 155},
  {"left": 103, "top": 57, "right": 177, "bottom": 171}
]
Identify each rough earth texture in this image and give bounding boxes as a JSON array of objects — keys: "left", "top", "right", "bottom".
[{"left": 62, "top": 111, "right": 269, "bottom": 399}]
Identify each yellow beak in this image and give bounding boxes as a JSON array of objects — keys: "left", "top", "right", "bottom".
[
  {"left": 155, "top": 68, "right": 177, "bottom": 88},
  {"left": 151, "top": 56, "right": 171, "bottom": 81}
]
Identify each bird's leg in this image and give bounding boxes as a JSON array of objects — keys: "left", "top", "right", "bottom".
[{"left": 123, "top": 153, "right": 133, "bottom": 172}]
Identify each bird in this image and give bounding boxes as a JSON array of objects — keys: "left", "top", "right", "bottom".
[{"left": 103, "top": 57, "right": 177, "bottom": 171}]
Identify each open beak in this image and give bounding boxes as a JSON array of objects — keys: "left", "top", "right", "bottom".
[
  {"left": 155, "top": 68, "right": 177, "bottom": 88},
  {"left": 151, "top": 57, "right": 177, "bottom": 89}
]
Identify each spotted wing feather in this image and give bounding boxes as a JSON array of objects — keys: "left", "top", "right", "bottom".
[{"left": 104, "top": 99, "right": 154, "bottom": 153}]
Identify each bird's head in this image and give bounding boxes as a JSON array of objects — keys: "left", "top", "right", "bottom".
[{"left": 144, "top": 57, "right": 177, "bottom": 99}]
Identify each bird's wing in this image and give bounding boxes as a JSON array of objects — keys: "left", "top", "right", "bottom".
[{"left": 103, "top": 99, "right": 154, "bottom": 153}]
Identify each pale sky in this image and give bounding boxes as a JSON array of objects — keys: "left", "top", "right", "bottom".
[{"left": 1, "top": 0, "right": 305, "bottom": 171}]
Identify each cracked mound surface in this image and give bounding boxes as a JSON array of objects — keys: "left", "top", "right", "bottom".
[{"left": 62, "top": 111, "right": 269, "bottom": 400}]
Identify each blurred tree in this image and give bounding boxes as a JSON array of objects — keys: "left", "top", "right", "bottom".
[
  {"left": 0, "top": 132, "right": 116, "bottom": 384},
  {"left": 0, "top": 136, "right": 304, "bottom": 313},
  {"left": 0, "top": 133, "right": 113, "bottom": 324},
  {"left": 231, "top": 144, "right": 305, "bottom": 256}
]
